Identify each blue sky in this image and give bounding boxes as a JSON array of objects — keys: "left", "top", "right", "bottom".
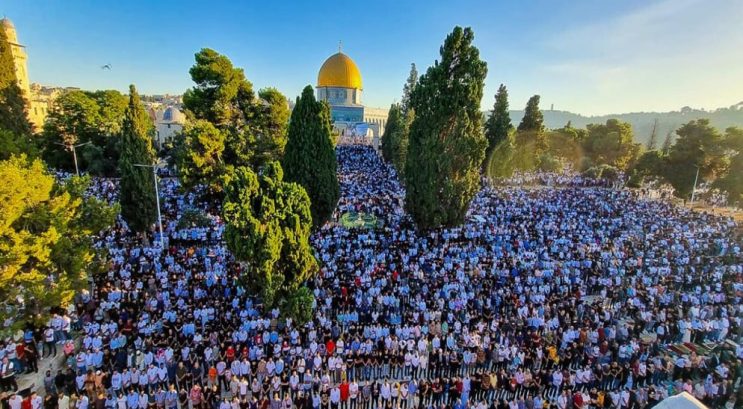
[{"left": 4, "top": 0, "right": 742, "bottom": 115}]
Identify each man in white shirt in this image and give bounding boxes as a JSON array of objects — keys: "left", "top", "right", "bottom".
[
  {"left": 330, "top": 386, "right": 341, "bottom": 409},
  {"left": 9, "top": 394, "right": 22, "bottom": 409}
]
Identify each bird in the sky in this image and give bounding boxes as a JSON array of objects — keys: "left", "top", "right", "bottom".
[{"left": 101, "top": 64, "right": 112, "bottom": 70}]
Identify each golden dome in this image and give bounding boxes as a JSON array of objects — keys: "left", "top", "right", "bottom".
[
  {"left": 317, "top": 52, "right": 363, "bottom": 89},
  {"left": 1, "top": 18, "right": 15, "bottom": 29}
]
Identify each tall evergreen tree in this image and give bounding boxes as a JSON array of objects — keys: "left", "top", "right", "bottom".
[
  {"left": 517, "top": 95, "right": 545, "bottom": 133},
  {"left": 254, "top": 87, "right": 290, "bottom": 165},
  {"left": 483, "top": 84, "right": 513, "bottom": 169},
  {"left": 0, "top": 27, "right": 32, "bottom": 137},
  {"left": 664, "top": 119, "right": 727, "bottom": 199},
  {"left": 661, "top": 130, "right": 674, "bottom": 154},
  {"left": 282, "top": 86, "right": 339, "bottom": 228},
  {"left": 118, "top": 85, "right": 157, "bottom": 233},
  {"left": 715, "top": 127, "right": 743, "bottom": 206},
  {"left": 515, "top": 95, "right": 546, "bottom": 159},
  {"left": 223, "top": 162, "right": 317, "bottom": 323},
  {"left": 381, "top": 103, "right": 408, "bottom": 176},
  {"left": 401, "top": 63, "right": 418, "bottom": 114},
  {"left": 182, "top": 48, "right": 258, "bottom": 167},
  {"left": 404, "top": 26, "right": 487, "bottom": 229}
]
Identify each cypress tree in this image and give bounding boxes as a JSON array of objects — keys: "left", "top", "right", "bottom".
[
  {"left": 515, "top": 95, "right": 546, "bottom": 157},
  {"left": 118, "top": 85, "right": 157, "bottom": 233},
  {"left": 517, "top": 95, "right": 545, "bottom": 133},
  {"left": 401, "top": 63, "right": 418, "bottom": 115},
  {"left": 381, "top": 103, "right": 408, "bottom": 176},
  {"left": 222, "top": 161, "right": 317, "bottom": 322},
  {"left": 404, "top": 26, "right": 488, "bottom": 229},
  {"left": 483, "top": 84, "right": 513, "bottom": 170},
  {"left": 282, "top": 85, "right": 339, "bottom": 228}
]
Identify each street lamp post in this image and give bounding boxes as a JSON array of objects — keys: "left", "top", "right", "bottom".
[
  {"left": 690, "top": 165, "right": 700, "bottom": 207},
  {"left": 55, "top": 141, "right": 92, "bottom": 176},
  {"left": 133, "top": 161, "right": 166, "bottom": 248}
]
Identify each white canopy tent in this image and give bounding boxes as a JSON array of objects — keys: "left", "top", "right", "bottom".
[{"left": 653, "top": 392, "right": 708, "bottom": 409}]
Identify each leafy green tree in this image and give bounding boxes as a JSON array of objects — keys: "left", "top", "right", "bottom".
[
  {"left": 582, "top": 119, "right": 640, "bottom": 170},
  {"left": 714, "top": 127, "right": 743, "bottom": 206},
  {"left": 634, "top": 150, "right": 665, "bottom": 178},
  {"left": 118, "top": 85, "right": 157, "bottom": 233},
  {"left": 183, "top": 48, "right": 256, "bottom": 128},
  {"left": 0, "top": 156, "right": 117, "bottom": 325},
  {"left": 253, "top": 87, "right": 290, "bottom": 165},
  {"left": 0, "top": 28, "right": 32, "bottom": 136},
  {"left": 381, "top": 103, "right": 409, "bottom": 177},
  {"left": 401, "top": 63, "right": 418, "bottom": 114},
  {"left": 661, "top": 130, "right": 674, "bottom": 154},
  {"left": 517, "top": 95, "right": 545, "bottom": 133},
  {"left": 222, "top": 162, "right": 317, "bottom": 323},
  {"left": 41, "top": 90, "right": 128, "bottom": 175},
  {"left": 664, "top": 119, "right": 727, "bottom": 199},
  {"left": 515, "top": 95, "right": 546, "bottom": 159},
  {"left": 173, "top": 119, "right": 226, "bottom": 195},
  {"left": 484, "top": 84, "right": 513, "bottom": 170},
  {"left": 282, "top": 86, "right": 339, "bottom": 228},
  {"left": 404, "top": 26, "right": 487, "bottom": 229},
  {"left": 0, "top": 128, "right": 36, "bottom": 160}
]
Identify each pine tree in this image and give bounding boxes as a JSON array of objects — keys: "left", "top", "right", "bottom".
[
  {"left": 0, "top": 27, "right": 31, "bottom": 136},
  {"left": 401, "top": 63, "right": 418, "bottom": 114},
  {"left": 282, "top": 85, "right": 340, "bottom": 228},
  {"left": 118, "top": 85, "right": 157, "bottom": 233},
  {"left": 404, "top": 26, "right": 487, "bottom": 229},
  {"left": 483, "top": 84, "right": 513, "bottom": 170},
  {"left": 664, "top": 119, "right": 727, "bottom": 199}
]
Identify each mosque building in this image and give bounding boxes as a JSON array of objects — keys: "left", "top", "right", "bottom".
[{"left": 316, "top": 48, "right": 387, "bottom": 148}]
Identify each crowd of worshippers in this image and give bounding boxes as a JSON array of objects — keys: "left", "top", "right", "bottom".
[{"left": 5, "top": 146, "right": 742, "bottom": 409}]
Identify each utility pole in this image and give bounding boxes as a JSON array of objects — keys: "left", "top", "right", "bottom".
[
  {"left": 690, "top": 165, "right": 700, "bottom": 207},
  {"left": 133, "top": 161, "right": 166, "bottom": 248},
  {"left": 55, "top": 141, "right": 92, "bottom": 176}
]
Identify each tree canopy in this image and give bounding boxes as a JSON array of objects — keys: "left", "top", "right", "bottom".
[
  {"left": 222, "top": 162, "right": 317, "bottom": 323},
  {"left": 381, "top": 103, "right": 408, "bottom": 177},
  {"left": 177, "top": 49, "right": 288, "bottom": 196},
  {"left": 401, "top": 63, "right": 418, "bottom": 115},
  {"left": 118, "top": 85, "right": 158, "bottom": 233},
  {"left": 173, "top": 119, "right": 226, "bottom": 195},
  {"left": 282, "top": 86, "right": 339, "bottom": 229},
  {"left": 41, "top": 89, "right": 128, "bottom": 176},
  {"left": 404, "top": 26, "right": 488, "bottom": 229},
  {"left": 484, "top": 84, "right": 513, "bottom": 170},
  {"left": 0, "top": 156, "right": 117, "bottom": 325},
  {"left": 664, "top": 119, "right": 727, "bottom": 199},
  {"left": 582, "top": 119, "right": 640, "bottom": 170}
]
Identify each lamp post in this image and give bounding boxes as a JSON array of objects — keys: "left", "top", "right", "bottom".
[
  {"left": 54, "top": 141, "right": 92, "bottom": 176},
  {"left": 690, "top": 165, "right": 700, "bottom": 207},
  {"left": 133, "top": 160, "right": 166, "bottom": 248}
]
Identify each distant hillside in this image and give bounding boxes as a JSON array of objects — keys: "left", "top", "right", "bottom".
[{"left": 506, "top": 102, "right": 743, "bottom": 145}]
